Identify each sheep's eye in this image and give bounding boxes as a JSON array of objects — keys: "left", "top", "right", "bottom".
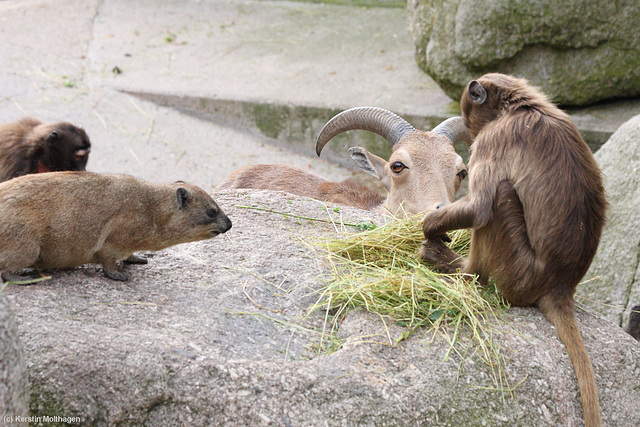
[
  {"left": 457, "top": 169, "right": 468, "bottom": 180},
  {"left": 206, "top": 208, "right": 217, "bottom": 218},
  {"left": 390, "top": 161, "right": 406, "bottom": 174}
]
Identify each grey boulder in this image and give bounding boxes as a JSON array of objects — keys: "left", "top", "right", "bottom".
[
  {"left": 0, "top": 290, "right": 29, "bottom": 422},
  {"left": 407, "top": 0, "right": 640, "bottom": 106},
  {"left": 581, "top": 114, "right": 640, "bottom": 328},
  {"left": 4, "top": 190, "right": 640, "bottom": 425}
]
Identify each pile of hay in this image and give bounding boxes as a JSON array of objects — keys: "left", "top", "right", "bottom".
[{"left": 311, "top": 214, "right": 511, "bottom": 389}]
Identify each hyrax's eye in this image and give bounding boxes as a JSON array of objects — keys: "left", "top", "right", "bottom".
[
  {"left": 206, "top": 208, "right": 217, "bottom": 218},
  {"left": 457, "top": 169, "right": 468, "bottom": 180},
  {"left": 390, "top": 161, "right": 407, "bottom": 174}
]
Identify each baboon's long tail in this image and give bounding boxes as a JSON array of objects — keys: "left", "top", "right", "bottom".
[{"left": 537, "top": 293, "right": 601, "bottom": 427}]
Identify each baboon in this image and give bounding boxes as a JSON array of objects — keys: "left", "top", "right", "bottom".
[
  {"left": 0, "top": 117, "right": 91, "bottom": 182},
  {"left": 420, "top": 73, "right": 607, "bottom": 427}
]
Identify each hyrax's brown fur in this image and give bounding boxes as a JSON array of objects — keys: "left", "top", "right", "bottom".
[
  {"left": 0, "top": 172, "right": 232, "bottom": 282},
  {"left": 420, "top": 73, "right": 607, "bottom": 427},
  {"left": 0, "top": 117, "right": 91, "bottom": 182}
]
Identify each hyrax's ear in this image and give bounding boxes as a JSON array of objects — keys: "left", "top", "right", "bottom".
[
  {"left": 468, "top": 80, "right": 487, "bottom": 104},
  {"left": 348, "top": 147, "right": 386, "bottom": 180},
  {"left": 46, "top": 130, "right": 60, "bottom": 145},
  {"left": 176, "top": 187, "right": 190, "bottom": 209}
]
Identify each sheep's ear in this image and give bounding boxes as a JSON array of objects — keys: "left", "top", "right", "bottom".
[
  {"left": 348, "top": 147, "right": 385, "bottom": 179},
  {"left": 176, "top": 187, "right": 190, "bottom": 209},
  {"left": 349, "top": 147, "right": 393, "bottom": 191},
  {"left": 348, "top": 147, "right": 393, "bottom": 190}
]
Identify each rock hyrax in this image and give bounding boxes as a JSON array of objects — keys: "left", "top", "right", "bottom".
[{"left": 0, "top": 172, "right": 232, "bottom": 282}]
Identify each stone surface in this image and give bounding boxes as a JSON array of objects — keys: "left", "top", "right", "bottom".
[
  {"left": 4, "top": 190, "right": 640, "bottom": 426},
  {"left": 407, "top": 0, "right": 640, "bottom": 106},
  {"left": 581, "top": 114, "right": 640, "bottom": 327},
  {"left": 0, "top": 291, "right": 29, "bottom": 421}
]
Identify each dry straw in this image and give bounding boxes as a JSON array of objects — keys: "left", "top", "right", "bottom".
[{"left": 310, "top": 214, "right": 514, "bottom": 393}]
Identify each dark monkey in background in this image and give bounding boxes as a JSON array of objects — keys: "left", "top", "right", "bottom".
[
  {"left": 0, "top": 117, "right": 90, "bottom": 182},
  {"left": 420, "top": 73, "right": 607, "bottom": 427}
]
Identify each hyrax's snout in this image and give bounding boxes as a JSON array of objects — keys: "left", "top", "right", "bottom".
[
  {"left": 205, "top": 205, "right": 232, "bottom": 234},
  {"left": 217, "top": 213, "right": 232, "bottom": 234}
]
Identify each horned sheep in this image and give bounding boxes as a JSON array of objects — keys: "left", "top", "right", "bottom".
[{"left": 218, "top": 107, "right": 469, "bottom": 216}]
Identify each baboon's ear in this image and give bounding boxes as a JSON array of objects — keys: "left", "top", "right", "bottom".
[
  {"left": 469, "top": 81, "right": 487, "bottom": 104},
  {"left": 176, "top": 187, "right": 190, "bottom": 209}
]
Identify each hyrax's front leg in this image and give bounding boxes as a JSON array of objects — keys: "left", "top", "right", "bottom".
[
  {"left": 96, "top": 250, "right": 130, "bottom": 281},
  {"left": 102, "top": 264, "right": 129, "bottom": 281}
]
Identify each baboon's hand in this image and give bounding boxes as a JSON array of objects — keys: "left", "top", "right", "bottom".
[
  {"left": 422, "top": 210, "right": 447, "bottom": 239},
  {"left": 419, "top": 238, "right": 449, "bottom": 266},
  {"left": 438, "top": 233, "right": 451, "bottom": 243},
  {"left": 419, "top": 237, "right": 461, "bottom": 274},
  {"left": 418, "top": 239, "right": 439, "bottom": 264}
]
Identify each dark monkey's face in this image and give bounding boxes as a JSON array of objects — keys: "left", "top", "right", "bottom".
[{"left": 41, "top": 123, "right": 91, "bottom": 172}]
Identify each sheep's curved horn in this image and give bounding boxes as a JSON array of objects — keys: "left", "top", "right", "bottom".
[
  {"left": 431, "top": 116, "right": 471, "bottom": 146},
  {"left": 316, "top": 107, "right": 416, "bottom": 156}
]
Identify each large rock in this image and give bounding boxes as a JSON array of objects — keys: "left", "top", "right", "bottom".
[
  {"left": 5, "top": 190, "right": 640, "bottom": 425},
  {"left": 0, "top": 291, "right": 29, "bottom": 422},
  {"left": 406, "top": 0, "right": 640, "bottom": 106},
  {"left": 581, "top": 114, "right": 640, "bottom": 327}
]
